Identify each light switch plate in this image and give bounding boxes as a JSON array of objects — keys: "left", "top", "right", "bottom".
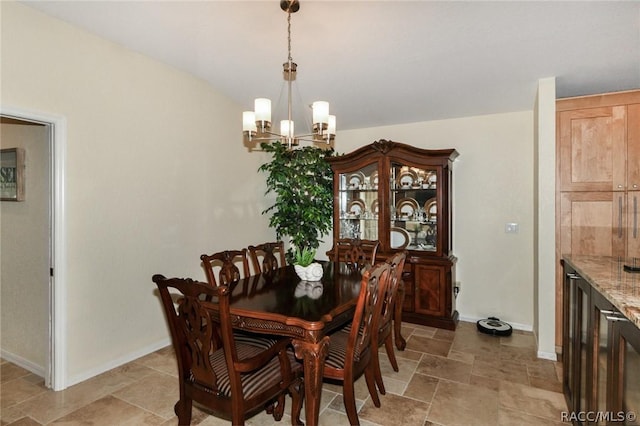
[{"left": 505, "top": 223, "right": 519, "bottom": 233}]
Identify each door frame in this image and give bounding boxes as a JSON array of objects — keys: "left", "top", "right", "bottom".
[{"left": 1, "top": 105, "right": 67, "bottom": 391}]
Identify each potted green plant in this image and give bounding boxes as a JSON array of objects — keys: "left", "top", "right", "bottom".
[
  {"left": 258, "top": 141, "right": 334, "bottom": 267},
  {"left": 292, "top": 247, "right": 323, "bottom": 281}
]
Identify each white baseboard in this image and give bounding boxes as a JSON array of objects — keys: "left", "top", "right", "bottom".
[
  {"left": 1, "top": 349, "right": 45, "bottom": 378},
  {"left": 537, "top": 350, "right": 559, "bottom": 361},
  {"left": 67, "top": 338, "right": 171, "bottom": 387},
  {"left": 458, "top": 314, "right": 533, "bottom": 332}
]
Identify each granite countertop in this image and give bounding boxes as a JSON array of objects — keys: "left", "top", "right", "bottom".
[{"left": 564, "top": 255, "right": 640, "bottom": 329}]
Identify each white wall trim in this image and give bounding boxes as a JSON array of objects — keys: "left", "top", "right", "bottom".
[
  {"left": 536, "top": 350, "right": 559, "bottom": 361},
  {"left": 67, "top": 338, "right": 171, "bottom": 387},
  {"left": 0, "top": 105, "right": 68, "bottom": 391},
  {"left": 0, "top": 348, "right": 45, "bottom": 377}
]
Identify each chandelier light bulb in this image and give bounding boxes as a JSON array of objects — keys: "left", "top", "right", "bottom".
[
  {"left": 280, "top": 120, "right": 294, "bottom": 138},
  {"left": 254, "top": 98, "right": 271, "bottom": 123},
  {"left": 312, "top": 101, "right": 329, "bottom": 125},
  {"left": 243, "top": 111, "right": 257, "bottom": 133},
  {"left": 328, "top": 115, "right": 336, "bottom": 135}
]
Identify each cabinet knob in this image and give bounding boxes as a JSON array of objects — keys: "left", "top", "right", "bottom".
[
  {"left": 618, "top": 184, "right": 623, "bottom": 189},
  {"left": 634, "top": 184, "right": 638, "bottom": 189}
]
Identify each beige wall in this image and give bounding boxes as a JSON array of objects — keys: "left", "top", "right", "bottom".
[
  {"left": 330, "top": 111, "right": 536, "bottom": 329},
  {"left": 1, "top": 123, "right": 50, "bottom": 371},
  {"left": 1, "top": 2, "right": 274, "bottom": 385}
]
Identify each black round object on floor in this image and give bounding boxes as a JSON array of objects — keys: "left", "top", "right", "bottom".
[{"left": 477, "top": 317, "right": 512, "bottom": 336}]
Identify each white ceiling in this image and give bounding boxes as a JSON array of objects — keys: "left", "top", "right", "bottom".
[{"left": 22, "top": 1, "right": 640, "bottom": 131}]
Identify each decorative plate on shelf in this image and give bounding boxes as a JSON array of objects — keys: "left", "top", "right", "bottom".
[
  {"left": 390, "top": 227, "right": 411, "bottom": 249},
  {"left": 369, "top": 171, "right": 379, "bottom": 188},
  {"left": 346, "top": 171, "right": 365, "bottom": 189},
  {"left": 396, "top": 197, "right": 419, "bottom": 219},
  {"left": 425, "top": 197, "right": 437, "bottom": 221},
  {"left": 346, "top": 199, "right": 366, "bottom": 216},
  {"left": 426, "top": 171, "right": 437, "bottom": 187},
  {"left": 371, "top": 199, "right": 379, "bottom": 215},
  {"left": 396, "top": 169, "right": 419, "bottom": 188}
]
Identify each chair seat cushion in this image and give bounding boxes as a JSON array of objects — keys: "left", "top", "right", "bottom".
[
  {"left": 204, "top": 338, "right": 301, "bottom": 400},
  {"left": 233, "top": 331, "right": 280, "bottom": 349},
  {"left": 325, "top": 328, "right": 364, "bottom": 369}
]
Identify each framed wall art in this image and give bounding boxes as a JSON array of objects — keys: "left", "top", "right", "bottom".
[{"left": 1, "top": 148, "right": 25, "bottom": 201}]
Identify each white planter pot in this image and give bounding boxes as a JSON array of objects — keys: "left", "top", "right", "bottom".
[{"left": 294, "top": 262, "right": 323, "bottom": 282}]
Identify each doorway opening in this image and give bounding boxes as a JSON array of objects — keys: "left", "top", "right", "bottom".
[{"left": 0, "top": 107, "right": 67, "bottom": 390}]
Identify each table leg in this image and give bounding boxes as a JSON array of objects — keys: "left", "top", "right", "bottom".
[
  {"left": 291, "top": 336, "right": 330, "bottom": 426},
  {"left": 394, "top": 280, "right": 407, "bottom": 350}
]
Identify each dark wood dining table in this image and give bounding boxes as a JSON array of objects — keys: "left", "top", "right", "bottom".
[{"left": 207, "top": 261, "right": 405, "bottom": 426}]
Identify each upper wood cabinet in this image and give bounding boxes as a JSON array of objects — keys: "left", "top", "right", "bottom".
[
  {"left": 326, "top": 140, "right": 460, "bottom": 329},
  {"left": 627, "top": 103, "right": 640, "bottom": 191},
  {"left": 627, "top": 104, "right": 640, "bottom": 257},
  {"left": 557, "top": 91, "right": 640, "bottom": 192},
  {"left": 326, "top": 140, "right": 458, "bottom": 257}
]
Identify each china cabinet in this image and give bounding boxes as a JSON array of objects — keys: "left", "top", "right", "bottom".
[{"left": 327, "top": 140, "right": 459, "bottom": 329}]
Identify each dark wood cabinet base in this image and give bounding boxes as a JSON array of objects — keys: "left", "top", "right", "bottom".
[{"left": 402, "top": 310, "right": 459, "bottom": 330}]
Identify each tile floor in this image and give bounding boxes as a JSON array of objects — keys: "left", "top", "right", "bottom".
[{"left": 1, "top": 321, "right": 568, "bottom": 425}]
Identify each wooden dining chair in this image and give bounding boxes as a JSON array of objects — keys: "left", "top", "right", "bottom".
[
  {"left": 322, "top": 261, "right": 391, "bottom": 426},
  {"left": 200, "top": 249, "right": 250, "bottom": 287},
  {"left": 152, "top": 275, "right": 304, "bottom": 426},
  {"left": 371, "top": 251, "right": 407, "bottom": 395},
  {"left": 334, "top": 238, "right": 380, "bottom": 272},
  {"left": 247, "top": 241, "right": 286, "bottom": 275}
]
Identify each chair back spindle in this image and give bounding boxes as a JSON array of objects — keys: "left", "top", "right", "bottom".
[
  {"left": 200, "top": 249, "right": 250, "bottom": 287},
  {"left": 371, "top": 251, "right": 407, "bottom": 395},
  {"left": 248, "top": 241, "right": 286, "bottom": 275},
  {"left": 334, "top": 238, "right": 380, "bottom": 272},
  {"left": 154, "top": 276, "right": 220, "bottom": 391}
]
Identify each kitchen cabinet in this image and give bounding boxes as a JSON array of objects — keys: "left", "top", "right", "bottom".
[
  {"left": 629, "top": 192, "right": 640, "bottom": 255},
  {"left": 326, "top": 140, "right": 459, "bottom": 329},
  {"left": 610, "top": 317, "right": 640, "bottom": 425},
  {"left": 562, "top": 256, "right": 640, "bottom": 425},
  {"left": 557, "top": 93, "right": 639, "bottom": 193},
  {"left": 563, "top": 264, "right": 591, "bottom": 419},
  {"left": 556, "top": 91, "right": 640, "bottom": 348},
  {"left": 558, "top": 105, "right": 626, "bottom": 192},
  {"left": 628, "top": 104, "right": 640, "bottom": 190},
  {"left": 559, "top": 191, "right": 626, "bottom": 258}
]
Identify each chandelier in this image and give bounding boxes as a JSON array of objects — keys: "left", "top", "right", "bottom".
[{"left": 242, "top": 0, "right": 336, "bottom": 149}]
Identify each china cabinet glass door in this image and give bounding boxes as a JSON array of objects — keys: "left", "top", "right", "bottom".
[
  {"left": 389, "top": 162, "right": 438, "bottom": 252},
  {"left": 337, "top": 162, "right": 379, "bottom": 241}
]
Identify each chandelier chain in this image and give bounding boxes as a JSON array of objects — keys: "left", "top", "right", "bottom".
[{"left": 287, "top": 9, "right": 292, "bottom": 62}]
